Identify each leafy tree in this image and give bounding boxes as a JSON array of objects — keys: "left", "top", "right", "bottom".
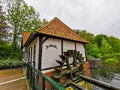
[
  {"left": 0, "top": 40, "right": 11, "bottom": 58},
  {"left": 4, "top": 0, "right": 48, "bottom": 51},
  {"left": 0, "top": 1, "right": 8, "bottom": 40},
  {"left": 87, "top": 43, "right": 101, "bottom": 58},
  {"left": 75, "top": 30, "right": 94, "bottom": 42},
  {"left": 0, "top": 1, "right": 9, "bottom": 59},
  {"left": 94, "top": 34, "right": 113, "bottom": 55},
  {"left": 75, "top": 30, "right": 101, "bottom": 58},
  {"left": 76, "top": 30, "right": 120, "bottom": 59},
  {"left": 108, "top": 36, "right": 120, "bottom": 52}
]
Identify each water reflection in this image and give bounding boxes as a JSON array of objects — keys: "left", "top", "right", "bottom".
[
  {"left": 90, "top": 61, "right": 120, "bottom": 89},
  {"left": 66, "top": 61, "right": 120, "bottom": 90},
  {"left": 91, "top": 61, "right": 120, "bottom": 78}
]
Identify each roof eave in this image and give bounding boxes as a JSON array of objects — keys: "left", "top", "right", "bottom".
[
  {"left": 36, "top": 33, "right": 89, "bottom": 44},
  {"left": 23, "top": 32, "right": 38, "bottom": 47}
]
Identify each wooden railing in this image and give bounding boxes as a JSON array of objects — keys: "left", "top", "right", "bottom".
[{"left": 26, "top": 63, "right": 65, "bottom": 90}]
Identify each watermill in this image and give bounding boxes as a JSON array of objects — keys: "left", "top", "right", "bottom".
[
  {"left": 23, "top": 17, "right": 120, "bottom": 90},
  {"left": 53, "top": 50, "right": 85, "bottom": 88}
]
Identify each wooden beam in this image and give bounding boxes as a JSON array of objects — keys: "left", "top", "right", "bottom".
[{"left": 38, "top": 36, "right": 43, "bottom": 70}]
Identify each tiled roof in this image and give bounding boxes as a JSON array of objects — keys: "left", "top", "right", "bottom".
[
  {"left": 22, "top": 32, "right": 31, "bottom": 45},
  {"left": 36, "top": 17, "right": 88, "bottom": 43}
]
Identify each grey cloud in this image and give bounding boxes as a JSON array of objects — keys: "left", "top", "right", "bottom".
[{"left": 24, "top": 0, "right": 120, "bottom": 38}]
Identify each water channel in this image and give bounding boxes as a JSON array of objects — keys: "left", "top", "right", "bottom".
[{"left": 89, "top": 61, "right": 120, "bottom": 90}]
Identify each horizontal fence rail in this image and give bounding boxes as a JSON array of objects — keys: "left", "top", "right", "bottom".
[{"left": 26, "top": 63, "right": 65, "bottom": 90}]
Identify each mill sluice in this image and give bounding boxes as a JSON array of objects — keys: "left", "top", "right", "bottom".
[{"left": 53, "top": 50, "right": 120, "bottom": 90}]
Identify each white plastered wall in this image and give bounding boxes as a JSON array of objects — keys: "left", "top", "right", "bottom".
[
  {"left": 26, "top": 37, "right": 39, "bottom": 69},
  {"left": 63, "top": 40, "right": 75, "bottom": 51},
  {"left": 76, "top": 42, "right": 86, "bottom": 61},
  {"left": 42, "top": 38, "right": 61, "bottom": 69},
  {"left": 63, "top": 40, "right": 75, "bottom": 64},
  {"left": 25, "top": 36, "right": 86, "bottom": 71}
]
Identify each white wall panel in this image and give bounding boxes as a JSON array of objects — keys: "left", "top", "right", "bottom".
[
  {"left": 42, "top": 38, "right": 61, "bottom": 69},
  {"left": 35, "top": 37, "right": 39, "bottom": 69},
  {"left": 63, "top": 40, "right": 75, "bottom": 52},
  {"left": 26, "top": 37, "right": 39, "bottom": 69},
  {"left": 76, "top": 43, "right": 86, "bottom": 61}
]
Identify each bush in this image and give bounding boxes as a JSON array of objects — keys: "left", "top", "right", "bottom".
[
  {"left": 0, "top": 59, "right": 25, "bottom": 69},
  {"left": 104, "top": 58, "right": 118, "bottom": 63},
  {"left": 87, "top": 55, "right": 95, "bottom": 60}
]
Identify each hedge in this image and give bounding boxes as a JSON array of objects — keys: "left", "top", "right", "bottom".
[{"left": 0, "top": 59, "right": 25, "bottom": 69}]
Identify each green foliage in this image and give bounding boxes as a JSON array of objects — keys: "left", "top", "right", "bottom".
[
  {"left": 0, "top": 59, "right": 25, "bottom": 69},
  {"left": 0, "top": 0, "right": 49, "bottom": 61},
  {"left": 108, "top": 36, "right": 120, "bottom": 52},
  {"left": 4, "top": 0, "right": 48, "bottom": 51},
  {"left": 104, "top": 58, "right": 118, "bottom": 63},
  {"left": 99, "top": 62, "right": 116, "bottom": 80},
  {"left": 91, "top": 60, "right": 120, "bottom": 81},
  {"left": 75, "top": 30, "right": 94, "bottom": 42},
  {"left": 0, "top": 40, "right": 22, "bottom": 59},
  {"left": 87, "top": 55, "right": 95, "bottom": 60},
  {"left": 76, "top": 30, "right": 120, "bottom": 59},
  {"left": 77, "top": 30, "right": 120, "bottom": 81},
  {"left": 0, "top": 2, "right": 8, "bottom": 40},
  {"left": 0, "top": 40, "right": 10, "bottom": 58},
  {"left": 87, "top": 44, "right": 101, "bottom": 58},
  {"left": 94, "top": 34, "right": 113, "bottom": 54}
]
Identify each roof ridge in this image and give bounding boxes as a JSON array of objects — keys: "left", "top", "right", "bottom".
[
  {"left": 36, "top": 17, "right": 58, "bottom": 32},
  {"left": 35, "top": 17, "right": 88, "bottom": 43},
  {"left": 53, "top": 18, "right": 88, "bottom": 42}
]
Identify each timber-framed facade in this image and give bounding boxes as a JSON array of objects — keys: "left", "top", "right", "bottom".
[{"left": 22, "top": 17, "right": 88, "bottom": 74}]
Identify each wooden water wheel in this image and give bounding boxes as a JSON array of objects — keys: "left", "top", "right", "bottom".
[{"left": 53, "top": 50, "right": 84, "bottom": 87}]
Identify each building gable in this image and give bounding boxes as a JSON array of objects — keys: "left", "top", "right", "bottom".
[
  {"left": 36, "top": 17, "right": 88, "bottom": 43},
  {"left": 23, "top": 17, "right": 88, "bottom": 47}
]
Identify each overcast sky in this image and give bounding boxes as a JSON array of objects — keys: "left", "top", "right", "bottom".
[{"left": 24, "top": 0, "right": 120, "bottom": 38}]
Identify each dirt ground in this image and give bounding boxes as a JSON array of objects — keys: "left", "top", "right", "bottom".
[{"left": 0, "top": 68, "right": 29, "bottom": 90}]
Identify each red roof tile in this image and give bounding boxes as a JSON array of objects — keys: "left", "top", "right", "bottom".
[
  {"left": 22, "top": 32, "right": 31, "bottom": 45},
  {"left": 36, "top": 17, "right": 88, "bottom": 43}
]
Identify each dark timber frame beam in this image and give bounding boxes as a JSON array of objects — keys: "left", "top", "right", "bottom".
[
  {"left": 38, "top": 36, "right": 43, "bottom": 70},
  {"left": 42, "top": 37, "right": 49, "bottom": 44},
  {"left": 38, "top": 36, "right": 49, "bottom": 70}
]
